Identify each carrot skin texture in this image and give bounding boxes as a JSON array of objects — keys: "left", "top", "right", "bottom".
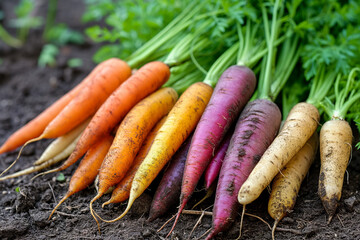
[
  {"left": 60, "top": 61, "right": 170, "bottom": 171},
  {"left": 103, "top": 117, "right": 167, "bottom": 206},
  {"left": 147, "top": 133, "right": 193, "bottom": 222},
  {"left": 35, "top": 117, "right": 91, "bottom": 166},
  {"left": 268, "top": 132, "right": 318, "bottom": 222},
  {"left": 69, "top": 134, "right": 114, "bottom": 194},
  {"left": 0, "top": 58, "right": 118, "bottom": 154},
  {"left": 318, "top": 120, "right": 352, "bottom": 220},
  {"left": 204, "top": 130, "right": 232, "bottom": 190},
  {"left": 180, "top": 66, "right": 256, "bottom": 213},
  {"left": 238, "top": 102, "right": 320, "bottom": 205},
  {"left": 42, "top": 59, "right": 132, "bottom": 138},
  {"left": 206, "top": 99, "right": 281, "bottom": 240},
  {"left": 104, "top": 82, "right": 213, "bottom": 224},
  {"left": 132, "top": 82, "right": 212, "bottom": 199},
  {"left": 48, "top": 134, "right": 114, "bottom": 219},
  {"left": 97, "top": 87, "right": 178, "bottom": 195}
]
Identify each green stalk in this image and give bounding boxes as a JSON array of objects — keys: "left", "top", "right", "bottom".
[
  {"left": 333, "top": 68, "right": 360, "bottom": 119},
  {"left": 202, "top": 42, "right": 239, "bottom": 88},
  {"left": 306, "top": 65, "right": 338, "bottom": 108},
  {"left": 0, "top": 25, "right": 22, "bottom": 48},
  {"left": 43, "top": 0, "right": 58, "bottom": 40},
  {"left": 270, "top": 35, "right": 301, "bottom": 100},
  {"left": 164, "top": 19, "right": 213, "bottom": 67},
  {"left": 126, "top": 1, "right": 207, "bottom": 68},
  {"left": 258, "top": 0, "right": 281, "bottom": 100}
]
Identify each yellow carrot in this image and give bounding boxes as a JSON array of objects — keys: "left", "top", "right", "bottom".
[
  {"left": 268, "top": 132, "right": 319, "bottom": 240},
  {"left": 99, "top": 82, "right": 213, "bottom": 223}
]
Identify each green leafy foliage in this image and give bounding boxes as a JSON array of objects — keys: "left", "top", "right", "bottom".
[
  {"left": 44, "top": 23, "right": 84, "bottom": 46},
  {"left": 15, "top": 187, "right": 20, "bottom": 192},
  {"left": 83, "top": 0, "right": 191, "bottom": 62},
  {"left": 38, "top": 44, "right": 59, "bottom": 68},
  {"left": 297, "top": 0, "right": 360, "bottom": 80},
  {"left": 10, "top": 0, "right": 43, "bottom": 42}
]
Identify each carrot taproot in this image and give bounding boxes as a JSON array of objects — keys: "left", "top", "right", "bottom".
[
  {"left": 0, "top": 133, "right": 81, "bottom": 181},
  {"left": 269, "top": 132, "right": 318, "bottom": 240},
  {"left": 40, "top": 59, "right": 131, "bottom": 139},
  {"left": 52, "top": 61, "right": 170, "bottom": 174},
  {"left": 317, "top": 68, "right": 360, "bottom": 223},
  {"left": 34, "top": 117, "right": 91, "bottom": 166},
  {"left": 48, "top": 134, "right": 114, "bottom": 220},
  {"left": 102, "top": 116, "right": 167, "bottom": 207},
  {"left": 204, "top": 128, "right": 233, "bottom": 190},
  {"left": 0, "top": 58, "right": 131, "bottom": 177},
  {"left": 238, "top": 102, "right": 320, "bottom": 206},
  {"left": 147, "top": 132, "right": 193, "bottom": 222},
  {"left": 0, "top": 58, "right": 120, "bottom": 155},
  {"left": 89, "top": 87, "right": 178, "bottom": 225},
  {"left": 205, "top": 99, "right": 282, "bottom": 240},
  {"left": 171, "top": 64, "right": 256, "bottom": 234},
  {"left": 318, "top": 119, "right": 353, "bottom": 222},
  {"left": 99, "top": 81, "right": 213, "bottom": 224}
]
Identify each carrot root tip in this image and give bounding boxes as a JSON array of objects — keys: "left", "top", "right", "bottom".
[
  {"left": 31, "top": 167, "right": 60, "bottom": 181},
  {"left": 0, "top": 136, "right": 42, "bottom": 177},
  {"left": 272, "top": 220, "right": 279, "bottom": 240}
]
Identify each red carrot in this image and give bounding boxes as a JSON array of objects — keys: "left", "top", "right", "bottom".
[
  {"left": 205, "top": 99, "right": 281, "bottom": 239},
  {"left": 204, "top": 129, "right": 233, "bottom": 190},
  {"left": 170, "top": 65, "right": 256, "bottom": 233}
]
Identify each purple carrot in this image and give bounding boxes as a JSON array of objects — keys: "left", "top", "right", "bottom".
[
  {"left": 205, "top": 99, "right": 281, "bottom": 240},
  {"left": 147, "top": 133, "right": 193, "bottom": 222},
  {"left": 204, "top": 128, "right": 233, "bottom": 190},
  {"left": 170, "top": 65, "right": 256, "bottom": 233}
]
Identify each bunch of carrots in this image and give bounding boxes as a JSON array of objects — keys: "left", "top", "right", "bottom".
[{"left": 1, "top": 0, "right": 360, "bottom": 239}]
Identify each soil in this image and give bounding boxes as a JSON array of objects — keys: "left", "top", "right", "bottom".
[{"left": 0, "top": 1, "right": 359, "bottom": 240}]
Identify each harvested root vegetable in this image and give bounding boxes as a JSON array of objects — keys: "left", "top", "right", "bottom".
[{"left": 269, "top": 132, "right": 318, "bottom": 240}]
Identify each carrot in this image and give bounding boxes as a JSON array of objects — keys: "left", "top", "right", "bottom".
[
  {"left": 204, "top": 129, "right": 233, "bottom": 190},
  {"left": 0, "top": 58, "right": 131, "bottom": 177},
  {"left": 0, "top": 133, "right": 81, "bottom": 181},
  {"left": 34, "top": 117, "right": 91, "bottom": 166},
  {"left": 99, "top": 82, "right": 213, "bottom": 224},
  {"left": 147, "top": 133, "right": 193, "bottom": 222},
  {"left": 102, "top": 116, "right": 167, "bottom": 207},
  {"left": 268, "top": 132, "right": 318, "bottom": 240},
  {"left": 237, "top": 102, "right": 319, "bottom": 205},
  {"left": 317, "top": 68, "right": 360, "bottom": 222},
  {"left": 39, "top": 59, "right": 131, "bottom": 139},
  {"left": 89, "top": 87, "right": 178, "bottom": 225},
  {"left": 318, "top": 120, "right": 352, "bottom": 222},
  {"left": 172, "top": 54, "right": 256, "bottom": 234},
  {"left": 205, "top": 99, "right": 282, "bottom": 240},
  {"left": 48, "top": 134, "right": 114, "bottom": 220},
  {"left": 0, "top": 58, "right": 120, "bottom": 155},
  {"left": 52, "top": 61, "right": 170, "bottom": 173}
]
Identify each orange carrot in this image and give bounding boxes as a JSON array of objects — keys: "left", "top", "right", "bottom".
[
  {"left": 48, "top": 134, "right": 114, "bottom": 220},
  {"left": 40, "top": 59, "right": 131, "bottom": 139},
  {"left": 102, "top": 116, "right": 167, "bottom": 207},
  {"left": 89, "top": 87, "right": 177, "bottom": 226},
  {"left": 53, "top": 61, "right": 170, "bottom": 173},
  {"left": 98, "top": 82, "right": 213, "bottom": 224},
  {"left": 0, "top": 58, "right": 121, "bottom": 154}
]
